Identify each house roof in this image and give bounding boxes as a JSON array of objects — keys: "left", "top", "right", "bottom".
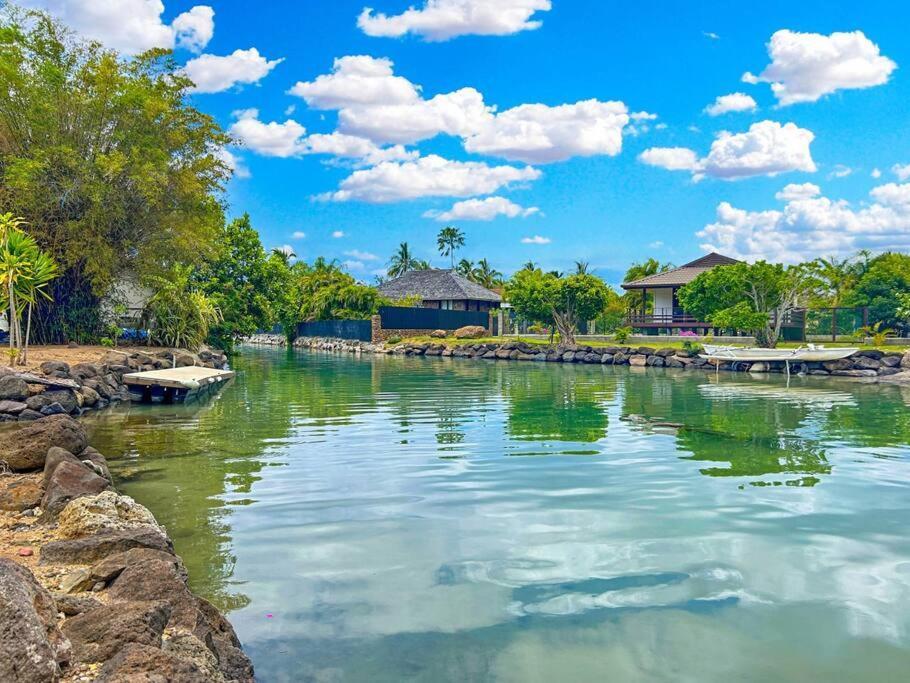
[
  {"left": 378, "top": 269, "right": 502, "bottom": 302},
  {"left": 621, "top": 252, "right": 740, "bottom": 290}
]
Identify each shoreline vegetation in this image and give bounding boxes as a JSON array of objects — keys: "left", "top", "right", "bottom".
[{"left": 247, "top": 334, "right": 910, "bottom": 382}]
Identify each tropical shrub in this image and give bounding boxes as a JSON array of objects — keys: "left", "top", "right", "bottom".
[
  {"left": 613, "top": 326, "right": 633, "bottom": 344},
  {"left": 144, "top": 266, "right": 222, "bottom": 351}
]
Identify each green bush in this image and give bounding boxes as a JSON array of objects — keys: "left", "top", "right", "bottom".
[{"left": 613, "top": 326, "right": 632, "bottom": 344}]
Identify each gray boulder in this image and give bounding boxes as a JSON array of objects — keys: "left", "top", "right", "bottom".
[
  {"left": 96, "top": 643, "right": 211, "bottom": 682},
  {"left": 0, "top": 558, "right": 70, "bottom": 682},
  {"left": 61, "top": 600, "right": 171, "bottom": 664},
  {"left": 40, "top": 461, "right": 111, "bottom": 519},
  {"left": 40, "top": 529, "right": 173, "bottom": 565},
  {"left": 0, "top": 375, "right": 28, "bottom": 401},
  {"left": 0, "top": 413, "right": 88, "bottom": 471},
  {"left": 0, "top": 399, "right": 27, "bottom": 414}
]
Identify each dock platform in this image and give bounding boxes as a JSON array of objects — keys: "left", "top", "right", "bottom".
[{"left": 122, "top": 366, "right": 235, "bottom": 404}]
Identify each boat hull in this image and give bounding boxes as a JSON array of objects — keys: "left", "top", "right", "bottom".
[{"left": 700, "top": 345, "right": 859, "bottom": 362}]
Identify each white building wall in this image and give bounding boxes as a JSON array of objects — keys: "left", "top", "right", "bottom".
[{"left": 651, "top": 288, "right": 673, "bottom": 314}]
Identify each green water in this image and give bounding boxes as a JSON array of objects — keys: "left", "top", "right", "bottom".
[{"left": 84, "top": 347, "right": 910, "bottom": 682}]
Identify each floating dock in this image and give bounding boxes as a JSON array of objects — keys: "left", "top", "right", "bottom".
[{"left": 122, "top": 366, "right": 235, "bottom": 404}]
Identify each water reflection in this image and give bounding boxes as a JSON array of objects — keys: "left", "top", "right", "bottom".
[{"left": 85, "top": 349, "right": 910, "bottom": 682}]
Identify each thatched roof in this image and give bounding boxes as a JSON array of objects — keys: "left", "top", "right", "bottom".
[
  {"left": 378, "top": 269, "right": 502, "bottom": 302},
  {"left": 621, "top": 253, "right": 740, "bottom": 290}
]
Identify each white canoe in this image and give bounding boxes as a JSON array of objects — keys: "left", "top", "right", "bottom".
[{"left": 701, "top": 344, "right": 858, "bottom": 362}]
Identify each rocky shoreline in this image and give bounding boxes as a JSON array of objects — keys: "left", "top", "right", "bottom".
[
  {"left": 257, "top": 335, "right": 910, "bottom": 381},
  {"left": 0, "top": 348, "right": 229, "bottom": 423},
  {"left": 0, "top": 348, "right": 252, "bottom": 682}
]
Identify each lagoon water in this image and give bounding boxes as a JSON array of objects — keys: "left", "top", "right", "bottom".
[{"left": 85, "top": 347, "right": 910, "bottom": 682}]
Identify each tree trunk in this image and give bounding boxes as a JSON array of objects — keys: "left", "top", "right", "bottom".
[
  {"left": 552, "top": 312, "right": 577, "bottom": 348},
  {"left": 21, "top": 302, "right": 32, "bottom": 365}
]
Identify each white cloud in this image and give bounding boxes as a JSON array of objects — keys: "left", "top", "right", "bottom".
[
  {"left": 871, "top": 168, "right": 882, "bottom": 179},
  {"left": 827, "top": 164, "right": 852, "bottom": 179},
  {"left": 424, "top": 196, "right": 539, "bottom": 221},
  {"left": 326, "top": 154, "right": 540, "bottom": 203},
  {"left": 642, "top": 121, "right": 815, "bottom": 181},
  {"left": 288, "top": 56, "right": 419, "bottom": 110},
  {"left": 344, "top": 249, "right": 379, "bottom": 261},
  {"left": 357, "top": 0, "right": 552, "bottom": 41},
  {"left": 303, "top": 132, "right": 417, "bottom": 165},
  {"left": 332, "top": 230, "right": 345, "bottom": 238},
  {"left": 638, "top": 147, "right": 699, "bottom": 171},
  {"left": 466, "top": 100, "right": 629, "bottom": 163},
  {"left": 22, "top": 1, "right": 214, "bottom": 55},
  {"left": 703, "top": 31, "right": 720, "bottom": 40},
  {"left": 743, "top": 29, "right": 897, "bottom": 106},
  {"left": 292, "top": 231, "right": 306, "bottom": 239},
  {"left": 276, "top": 245, "right": 296, "bottom": 258},
  {"left": 284, "top": 104, "right": 296, "bottom": 116},
  {"left": 701, "top": 121, "right": 815, "bottom": 179},
  {"left": 521, "top": 235, "right": 551, "bottom": 244},
  {"left": 698, "top": 182, "right": 910, "bottom": 262},
  {"left": 648, "top": 240, "right": 664, "bottom": 248},
  {"left": 339, "top": 87, "right": 493, "bottom": 145},
  {"left": 705, "top": 92, "right": 758, "bottom": 116},
  {"left": 290, "top": 56, "right": 636, "bottom": 162},
  {"left": 343, "top": 259, "right": 365, "bottom": 272},
  {"left": 775, "top": 182, "right": 820, "bottom": 201},
  {"left": 171, "top": 5, "right": 214, "bottom": 52},
  {"left": 229, "top": 110, "right": 416, "bottom": 164},
  {"left": 184, "top": 48, "right": 283, "bottom": 94},
  {"left": 229, "top": 109, "right": 307, "bottom": 158},
  {"left": 893, "top": 163, "right": 910, "bottom": 182}
]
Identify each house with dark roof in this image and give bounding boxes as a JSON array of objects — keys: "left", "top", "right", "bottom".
[
  {"left": 378, "top": 269, "right": 502, "bottom": 312},
  {"left": 621, "top": 252, "right": 740, "bottom": 333}
]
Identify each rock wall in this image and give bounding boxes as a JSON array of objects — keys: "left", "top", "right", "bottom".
[
  {"left": 0, "top": 348, "right": 228, "bottom": 423},
  {"left": 0, "top": 415, "right": 254, "bottom": 682},
  {"left": 285, "top": 337, "right": 910, "bottom": 380}
]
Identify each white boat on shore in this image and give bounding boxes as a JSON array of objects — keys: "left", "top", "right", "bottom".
[{"left": 700, "top": 344, "right": 859, "bottom": 363}]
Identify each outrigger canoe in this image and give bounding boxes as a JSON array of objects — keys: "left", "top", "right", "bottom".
[{"left": 700, "top": 344, "right": 858, "bottom": 362}]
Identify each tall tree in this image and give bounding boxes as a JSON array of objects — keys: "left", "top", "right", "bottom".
[
  {"left": 472, "top": 259, "right": 503, "bottom": 289},
  {"left": 456, "top": 259, "right": 474, "bottom": 278},
  {"left": 805, "top": 256, "right": 860, "bottom": 307},
  {"left": 846, "top": 252, "right": 910, "bottom": 330},
  {"left": 388, "top": 242, "right": 423, "bottom": 278},
  {"left": 506, "top": 270, "right": 611, "bottom": 347},
  {"left": 574, "top": 260, "right": 590, "bottom": 275},
  {"left": 677, "top": 261, "right": 807, "bottom": 347},
  {"left": 436, "top": 226, "right": 465, "bottom": 269},
  {"left": 0, "top": 7, "right": 230, "bottom": 343}
]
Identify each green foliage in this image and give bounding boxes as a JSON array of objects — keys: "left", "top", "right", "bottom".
[
  {"left": 678, "top": 261, "right": 805, "bottom": 347},
  {"left": 99, "top": 336, "right": 115, "bottom": 348},
  {"left": 386, "top": 335, "right": 402, "bottom": 345},
  {"left": 507, "top": 269, "right": 612, "bottom": 346},
  {"left": 144, "top": 265, "right": 222, "bottom": 351},
  {"left": 193, "top": 214, "right": 285, "bottom": 352},
  {"left": 857, "top": 322, "right": 895, "bottom": 346},
  {"left": 846, "top": 252, "right": 910, "bottom": 330},
  {"left": 387, "top": 242, "right": 429, "bottom": 278},
  {"left": 0, "top": 214, "right": 58, "bottom": 364},
  {"left": 436, "top": 226, "right": 465, "bottom": 269},
  {"left": 596, "top": 285, "right": 625, "bottom": 333},
  {"left": 0, "top": 7, "right": 230, "bottom": 342},
  {"left": 277, "top": 258, "right": 388, "bottom": 337},
  {"left": 613, "top": 326, "right": 632, "bottom": 344},
  {"left": 682, "top": 339, "right": 703, "bottom": 354}
]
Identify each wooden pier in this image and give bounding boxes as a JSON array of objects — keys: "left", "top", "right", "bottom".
[{"left": 122, "top": 366, "right": 235, "bottom": 404}]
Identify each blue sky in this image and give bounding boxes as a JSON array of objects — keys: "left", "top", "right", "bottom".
[{"left": 25, "top": 1, "right": 910, "bottom": 283}]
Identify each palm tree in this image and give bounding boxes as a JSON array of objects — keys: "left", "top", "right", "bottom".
[
  {"left": 456, "top": 259, "right": 474, "bottom": 278},
  {"left": 271, "top": 246, "right": 296, "bottom": 264},
  {"left": 472, "top": 259, "right": 503, "bottom": 289},
  {"left": 808, "top": 256, "right": 857, "bottom": 307},
  {"left": 521, "top": 260, "right": 538, "bottom": 272},
  {"left": 436, "top": 226, "right": 465, "bottom": 269},
  {"left": 574, "top": 260, "right": 590, "bottom": 275},
  {"left": 388, "top": 242, "right": 422, "bottom": 278}
]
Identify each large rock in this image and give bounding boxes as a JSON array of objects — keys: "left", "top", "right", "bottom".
[
  {"left": 108, "top": 557, "right": 200, "bottom": 630},
  {"left": 40, "top": 529, "right": 173, "bottom": 565},
  {"left": 57, "top": 491, "right": 159, "bottom": 540},
  {"left": 41, "top": 460, "right": 110, "bottom": 519},
  {"left": 0, "top": 399, "right": 27, "bottom": 414},
  {"left": 0, "top": 472, "right": 44, "bottom": 511},
  {"left": 453, "top": 325, "right": 487, "bottom": 339},
  {"left": 53, "top": 592, "right": 102, "bottom": 616},
  {"left": 629, "top": 354, "right": 647, "bottom": 366},
  {"left": 39, "top": 360, "right": 70, "bottom": 376},
  {"left": 823, "top": 358, "right": 853, "bottom": 372},
  {"left": 90, "top": 548, "right": 186, "bottom": 584},
  {"left": 852, "top": 356, "right": 882, "bottom": 370},
  {"left": 96, "top": 643, "right": 211, "bottom": 683},
  {"left": 40, "top": 389, "right": 79, "bottom": 414},
  {"left": 0, "top": 375, "right": 28, "bottom": 401},
  {"left": 43, "top": 446, "right": 84, "bottom": 485},
  {"left": 62, "top": 600, "right": 171, "bottom": 664},
  {"left": 901, "top": 351, "right": 910, "bottom": 369},
  {"left": 193, "top": 598, "right": 255, "bottom": 682},
  {"left": 162, "top": 633, "right": 225, "bottom": 683},
  {"left": 0, "top": 558, "right": 70, "bottom": 682},
  {"left": 0, "top": 414, "right": 87, "bottom": 472}
]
